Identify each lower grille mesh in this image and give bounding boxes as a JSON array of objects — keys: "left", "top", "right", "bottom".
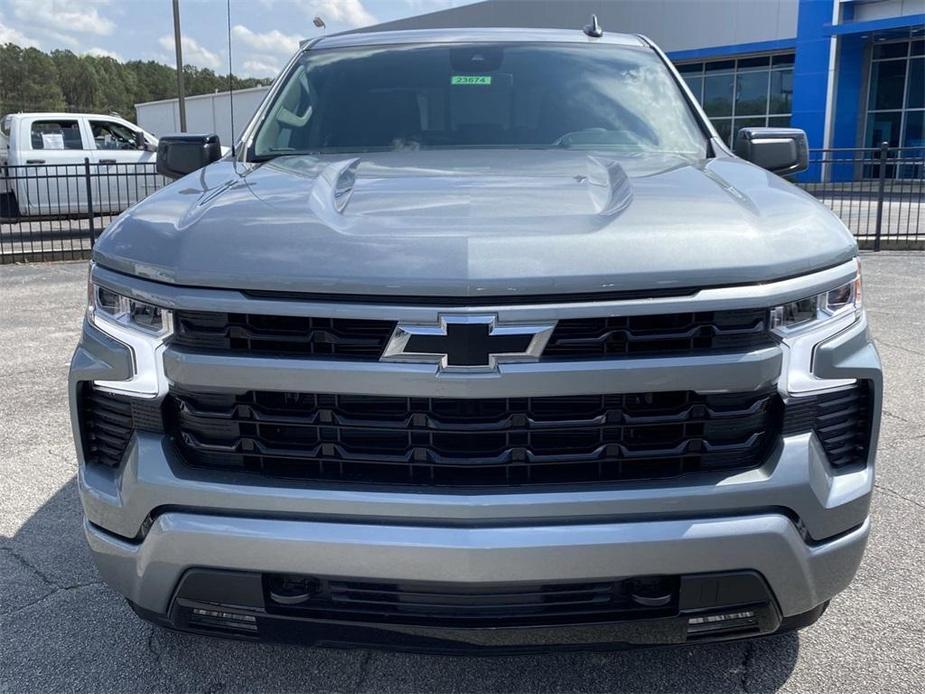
[
  {"left": 263, "top": 575, "right": 679, "bottom": 627},
  {"left": 783, "top": 383, "right": 873, "bottom": 467},
  {"left": 79, "top": 386, "right": 135, "bottom": 467},
  {"left": 168, "top": 388, "right": 780, "bottom": 487},
  {"left": 78, "top": 385, "right": 163, "bottom": 467}
]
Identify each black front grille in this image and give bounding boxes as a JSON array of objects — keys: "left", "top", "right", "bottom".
[
  {"left": 79, "top": 386, "right": 135, "bottom": 467},
  {"left": 172, "top": 311, "right": 396, "bottom": 358},
  {"left": 78, "top": 385, "right": 163, "bottom": 467},
  {"left": 168, "top": 388, "right": 780, "bottom": 487},
  {"left": 544, "top": 309, "right": 773, "bottom": 358},
  {"left": 170, "top": 308, "right": 773, "bottom": 361},
  {"left": 263, "top": 575, "right": 679, "bottom": 627},
  {"left": 783, "top": 383, "right": 873, "bottom": 467}
]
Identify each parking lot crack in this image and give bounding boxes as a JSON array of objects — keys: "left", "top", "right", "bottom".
[
  {"left": 875, "top": 484, "right": 925, "bottom": 512},
  {"left": 1, "top": 581, "right": 104, "bottom": 618},
  {"left": 1, "top": 545, "right": 58, "bottom": 588},
  {"left": 146, "top": 626, "right": 181, "bottom": 690},
  {"left": 875, "top": 339, "right": 925, "bottom": 358},
  {"left": 738, "top": 640, "right": 756, "bottom": 692},
  {"left": 353, "top": 649, "right": 374, "bottom": 692},
  {"left": 881, "top": 409, "right": 918, "bottom": 426}
]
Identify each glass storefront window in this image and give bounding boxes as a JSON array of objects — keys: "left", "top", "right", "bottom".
[
  {"left": 769, "top": 70, "right": 793, "bottom": 114},
  {"left": 703, "top": 72, "right": 734, "bottom": 117},
  {"left": 866, "top": 111, "right": 903, "bottom": 147},
  {"left": 682, "top": 74, "right": 703, "bottom": 102},
  {"left": 674, "top": 53, "right": 793, "bottom": 146},
  {"left": 869, "top": 59, "right": 907, "bottom": 110},
  {"left": 735, "top": 70, "right": 770, "bottom": 115},
  {"left": 904, "top": 110, "right": 924, "bottom": 148},
  {"left": 865, "top": 39, "right": 925, "bottom": 178},
  {"left": 906, "top": 57, "right": 923, "bottom": 109}
]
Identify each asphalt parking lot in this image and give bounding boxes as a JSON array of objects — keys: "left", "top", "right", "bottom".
[{"left": 1, "top": 254, "right": 923, "bottom": 693}]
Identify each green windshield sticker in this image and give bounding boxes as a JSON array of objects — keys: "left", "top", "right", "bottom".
[{"left": 451, "top": 75, "right": 492, "bottom": 86}]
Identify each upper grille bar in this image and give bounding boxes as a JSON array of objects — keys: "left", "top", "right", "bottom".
[
  {"left": 172, "top": 311, "right": 395, "bottom": 358},
  {"left": 544, "top": 309, "right": 771, "bottom": 358},
  {"left": 171, "top": 308, "right": 773, "bottom": 360}
]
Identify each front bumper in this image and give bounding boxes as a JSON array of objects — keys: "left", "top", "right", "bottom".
[
  {"left": 87, "top": 510, "right": 867, "bottom": 624},
  {"left": 71, "top": 261, "right": 882, "bottom": 648},
  {"left": 95, "top": 517, "right": 846, "bottom": 651}
]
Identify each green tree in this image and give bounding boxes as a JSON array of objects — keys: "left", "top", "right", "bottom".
[
  {"left": 51, "top": 50, "right": 102, "bottom": 112},
  {"left": 0, "top": 42, "right": 270, "bottom": 122},
  {"left": 0, "top": 44, "right": 65, "bottom": 113}
]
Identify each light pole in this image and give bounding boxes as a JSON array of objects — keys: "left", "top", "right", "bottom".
[{"left": 172, "top": 0, "right": 187, "bottom": 132}]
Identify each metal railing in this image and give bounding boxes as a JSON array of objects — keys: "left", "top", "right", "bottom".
[
  {"left": 2, "top": 147, "right": 924, "bottom": 264},
  {"left": 798, "top": 144, "right": 924, "bottom": 250},
  {"left": 1, "top": 160, "right": 166, "bottom": 263}
]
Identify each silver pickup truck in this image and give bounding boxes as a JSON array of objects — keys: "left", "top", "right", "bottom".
[{"left": 70, "top": 26, "right": 881, "bottom": 652}]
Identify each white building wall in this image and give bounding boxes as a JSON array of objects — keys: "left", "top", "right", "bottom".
[
  {"left": 135, "top": 86, "right": 270, "bottom": 143},
  {"left": 355, "top": 0, "right": 800, "bottom": 52},
  {"left": 849, "top": 0, "right": 925, "bottom": 21}
]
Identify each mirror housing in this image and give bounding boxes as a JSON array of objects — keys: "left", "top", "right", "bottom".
[
  {"left": 734, "top": 127, "right": 809, "bottom": 176},
  {"left": 133, "top": 130, "right": 147, "bottom": 151},
  {"left": 156, "top": 134, "right": 222, "bottom": 179}
]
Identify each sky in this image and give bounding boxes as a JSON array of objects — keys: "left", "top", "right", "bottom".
[{"left": 0, "top": 0, "right": 475, "bottom": 78}]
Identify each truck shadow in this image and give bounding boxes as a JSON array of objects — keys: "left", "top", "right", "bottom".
[{"left": 2, "top": 477, "right": 799, "bottom": 693}]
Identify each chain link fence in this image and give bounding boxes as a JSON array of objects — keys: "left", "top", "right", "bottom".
[{"left": 2, "top": 147, "right": 924, "bottom": 264}]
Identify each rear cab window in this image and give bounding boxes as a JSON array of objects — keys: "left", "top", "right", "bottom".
[{"left": 30, "top": 120, "right": 84, "bottom": 150}]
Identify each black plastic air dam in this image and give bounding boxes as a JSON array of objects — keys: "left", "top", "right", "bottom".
[{"left": 126, "top": 569, "right": 829, "bottom": 653}]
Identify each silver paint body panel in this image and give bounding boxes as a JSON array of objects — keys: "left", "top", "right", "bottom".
[{"left": 72, "top": 29, "right": 880, "bottom": 631}]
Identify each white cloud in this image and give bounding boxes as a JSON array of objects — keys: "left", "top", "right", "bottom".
[
  {"left": 10, "top": 0, "right": 115, "bottom": 37},
  {"left": 31, "top": 27, "right": 79, "bottom": 47},
  {"left": 158, "top": 35, "right": 222, "bottom": 70},
  {"left": 242, "top": 57, "right": 282, "bottom": 78},
  {"left": 402, "top": 0, "right": 457, "bottom": 11},
  {"left": 308, "top": 0, "right": 377, "bottom": 28},
  {"left": 86, "top": 46, "right": 122, "bottom": 61},
  {"left": 231, "top": 25, "right": 300, "bottom": 57},
  {"left": 0, "top": 19, "right": 40, "bottom": 47}
]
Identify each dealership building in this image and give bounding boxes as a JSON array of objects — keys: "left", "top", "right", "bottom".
[{"left": 361, "top": 0, "right": 924, "bottom": 157}]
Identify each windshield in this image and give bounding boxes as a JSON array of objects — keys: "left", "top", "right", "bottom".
[{"left": 252, "top": 42, "right": 707, "bottom": 159}]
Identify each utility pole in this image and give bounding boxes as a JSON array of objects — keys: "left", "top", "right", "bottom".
[{"left": 172, "top": 0, "right": 187, "bottom": 132}]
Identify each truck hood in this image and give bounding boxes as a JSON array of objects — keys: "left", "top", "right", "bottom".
[{"left": 94, "top": 149, "right": 856, "bottom": 297}]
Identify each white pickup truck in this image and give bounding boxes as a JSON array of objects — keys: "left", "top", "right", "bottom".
[{"left": 1, "top": 112, "right": 159, "bottom": 217}]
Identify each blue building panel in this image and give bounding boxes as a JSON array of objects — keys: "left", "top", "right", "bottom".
[{"left": 791, "top": 0, "right": 836, "bottom": 154}]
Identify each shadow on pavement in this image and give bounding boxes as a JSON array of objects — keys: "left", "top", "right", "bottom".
[{"left": 2, "top": 476, "right": 800, "bottom": 693}]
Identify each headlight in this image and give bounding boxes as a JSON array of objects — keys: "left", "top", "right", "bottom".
[
  {"left": 774, "top": 260, "right": 863, "bottom": 394},
  {"left": 771, "top": 273, "right": 862, "bottom": 335},
  {"left": 89, "top": 283, "right": 173, "bottom": 337},
  {"left": 87, "top": 279, "right": 172, "bottom": 398}
]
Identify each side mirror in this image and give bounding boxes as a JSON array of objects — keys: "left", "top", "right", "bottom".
[
  {"left": 134, "top": 130, "right": 147, "bottom": 150},
  {"left": 156, "top": 134, "right": 222, "bottom": 179},
  {"left": 734, "top": 127, "right": 808, "bottom": 176}
]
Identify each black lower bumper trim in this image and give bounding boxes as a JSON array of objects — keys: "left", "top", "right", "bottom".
[{"left": 125, "top": 569, "right": 829, "bottom": 653}]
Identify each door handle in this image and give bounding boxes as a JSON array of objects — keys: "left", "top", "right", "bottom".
[
  {"left": 26, "top": 159, "right": 45, "bottom": 164},
  {"left": 99, "top": 159, "right": 117, "bottom": 164}
]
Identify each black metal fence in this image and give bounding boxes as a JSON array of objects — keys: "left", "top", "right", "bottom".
[
  {"left": 1, "top": 160, "right": 166, "bottom": 263},
  {"left": 2, "top": 147, "right": 924, "bottom": 264},
  {"left": 797, "top": 144, "right": 924, "bottom": 250}
]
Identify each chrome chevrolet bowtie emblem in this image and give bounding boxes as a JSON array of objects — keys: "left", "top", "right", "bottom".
[{"left": 381, "top": 315, "right": 555, "bottom": 371}]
